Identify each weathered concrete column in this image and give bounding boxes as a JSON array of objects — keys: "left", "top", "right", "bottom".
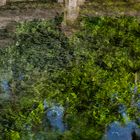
[
  {"left": 64, "top": 0, "right": 85, "bottom": 24},
  {"left": 64, "top": 0, "right": 79, "bottom": 23},
  {"left": 0, "top": 0, "right": 6, "bottom": 6}
]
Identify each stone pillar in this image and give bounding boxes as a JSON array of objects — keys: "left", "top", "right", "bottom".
[
  {"left": 64, "top": 0, "right": 79, "bottom": 23},
  {"left": 0, "top": 0, "right": 6, "bottom": 6},
  {"left": 63, "top": 0, "right": 85, "bottom": 24}
]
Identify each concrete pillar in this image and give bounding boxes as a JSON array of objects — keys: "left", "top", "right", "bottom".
[
  {"left": 64, "top": 0, "right": 85, "bottom": 24},
  {"left": 64, "top": 0, "right": 79, "bottom": 23},
  {"left": 0, "top": 0, "right": 6, "bottom": 6}
]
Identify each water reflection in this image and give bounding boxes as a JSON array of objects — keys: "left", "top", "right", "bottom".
[
  {"left": 47, "top": 106, "right": 65, "bottom": 132},
  {"left": 118, "top": 104, "right": 130, "bottom": 124},
  {"left": 104, "top": 121, "right": 140, "bottom": 140},
  {"left": 137, "top": 102, "right": 140, "bottom": 112},
  {"left": 0, "top": 72, "right": 24, "bottom": 100},
  {"left": 43, "top": 100, "right": 66, "bottom": 132},
  {"left": 104, "top": 121, "right": 132, "bottom": 140},
  {"left": 103, "top": 104, "right": 140, "bottom": 140},
  {"left": 1, "top": 80, "right": 10, "bottom": 93},
  {"left": 0, "top": 79, "right": 10, "bottom": 100}
]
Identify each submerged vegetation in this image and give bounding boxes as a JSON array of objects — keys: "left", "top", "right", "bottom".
[{"left": 0, "top": 13, "right": 140, "bottom": 139}]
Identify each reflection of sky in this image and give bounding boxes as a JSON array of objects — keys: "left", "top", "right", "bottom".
[
  {"left": 134, "top": 85, "right": 137, "bottom": 94},
  {"left": 0, "top": 80, "right": 10, "bottom": 100},
  {"left": 43, "top": 99, "right": 66, "bottom": 132},
  {"left": 1, "top": 80, "right": 10, "bottom": 93},
  {"left": 1, "top": 73, "right": 23, "bottom": 93},
  {"left": 104, "top": 121, "right": 140, "bottom": 140},
  {"left": 105, "top": 121, "right": 132, "bottom": 140},
  {"left": 47, "top": 105, "right": 65, "bottom": 132},
  {"left": 103, "top": 103, "right": 140, "bottom": 140},
  {"left": 137, "top": 102, "right": 140, "bottom": 111},
  {"left": 18, "top": 73, "right": 24, "bottom": 80}
]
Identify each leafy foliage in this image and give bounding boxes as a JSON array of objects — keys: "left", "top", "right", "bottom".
[{"left": 0, "top": 16, "right": 140, "bottom": 139}]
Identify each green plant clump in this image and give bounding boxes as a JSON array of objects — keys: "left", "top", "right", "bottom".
[{"left": 0, "top": 16, "right": 140, "bottom": 140}]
